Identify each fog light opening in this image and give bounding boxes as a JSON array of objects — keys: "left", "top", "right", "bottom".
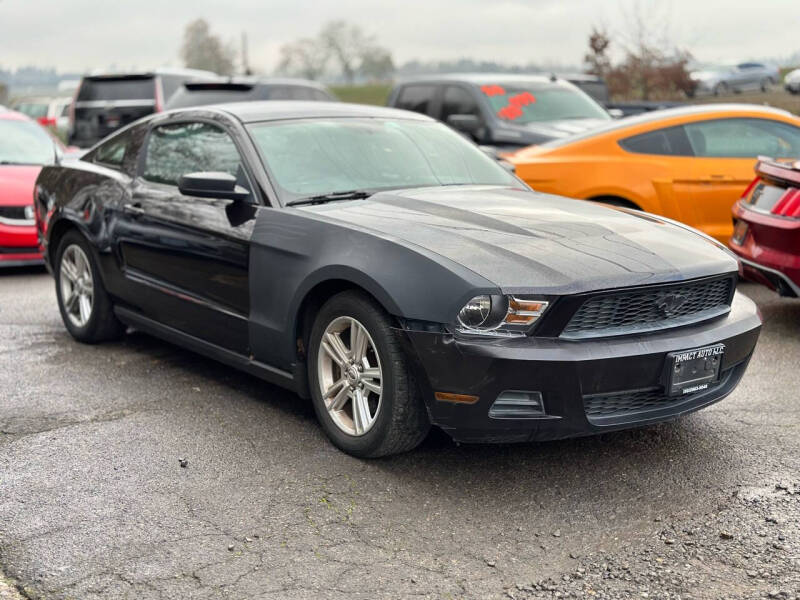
[{"left": 489, "top": 391, "right": 545, "bottom": 419}]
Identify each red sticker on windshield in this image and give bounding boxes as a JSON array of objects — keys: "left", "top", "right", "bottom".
[
  {"left": 508, "top": 91, "right": 536, "bottom": 107},
  {"left": 481, "top": 85, "right": 506, "bottom": 96},
  {"left": 497, "top": 105, "right": 523, "bottom": 120}
]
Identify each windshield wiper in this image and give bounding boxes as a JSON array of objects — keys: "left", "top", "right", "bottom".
[{"left": 286, "top": 190, "right": 373, "bottom": 207}]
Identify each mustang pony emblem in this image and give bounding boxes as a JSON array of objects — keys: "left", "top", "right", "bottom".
[{"left": 656, "top": 292, "right": 689, "bottom": 316}]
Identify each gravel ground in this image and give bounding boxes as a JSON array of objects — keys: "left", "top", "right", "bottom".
[{"left": 0, "top": 268, "right": 798, "bottom": 600}]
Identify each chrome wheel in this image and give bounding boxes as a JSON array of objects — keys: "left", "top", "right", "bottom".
[
  {"left": 317, "top": 316, "right": 383, "bottom": 436},
  {"left": 59, "top": 244, "right": 94, "bottom": 328}
]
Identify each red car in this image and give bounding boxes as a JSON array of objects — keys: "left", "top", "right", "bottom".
[
  {"left": 0, "top": 109, "right": 66, "bottom": 267},
  {"left": 729, "top": 158, "right": 800, "bottom": 297}
]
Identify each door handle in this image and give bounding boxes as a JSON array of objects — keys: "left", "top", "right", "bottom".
[
  {"left": 709, "top": 174, "right": 733, "bottom": 180},
  {"left": 123, "top": 202, "right": 145, "bottom": 216}
]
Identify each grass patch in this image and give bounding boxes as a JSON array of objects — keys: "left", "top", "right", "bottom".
[{"left": 330, "top": 84, "right": 392, "bottom": 106}]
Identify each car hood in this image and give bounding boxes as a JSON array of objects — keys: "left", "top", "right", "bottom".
[
  {"left": 0, "top": 165, "right": 41, "bottom": 206},
  {"left": 302, "top": 185, "right": 737, "bottom": 295},
  {"left": 496, "top": 118, "right": 609, "bottom": 145}
]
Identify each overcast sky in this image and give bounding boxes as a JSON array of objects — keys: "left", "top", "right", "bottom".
[{"left": 1, "top": 0, "right": 798, "bottom": 73}]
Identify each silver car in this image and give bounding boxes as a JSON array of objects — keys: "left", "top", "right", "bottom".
[
  {"left": 785, "top": 68, "right": 800, "bottom": 95},
  {"left": 689, "top": 62, "right": 780, "bottom": 96}
]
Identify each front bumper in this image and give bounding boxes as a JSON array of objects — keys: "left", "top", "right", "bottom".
[
  {"left": 403, "top": 291, "right": 761, "bottom": 443},
  {"left": 0, "top": 223, "right": 43, "bottom": 267}
]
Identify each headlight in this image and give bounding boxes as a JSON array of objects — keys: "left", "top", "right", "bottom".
[
  {"left": 456, "top": 295, "right": 549, "bottom": 335},
  {"left": 457, "top": 294, "right": 507, "bottom": 330}
]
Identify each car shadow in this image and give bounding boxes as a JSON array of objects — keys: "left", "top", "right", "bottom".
[
  {"left": 114, "top": 326, "right": 741, "bottom": 514},
  {"left": 0, "top": 265, "right": 48, "bottom": 276}
]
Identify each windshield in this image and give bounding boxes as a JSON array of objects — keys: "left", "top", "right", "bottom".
[
  {"left": 247, "top": 118, "right": 518, "bottom": 202},
  {"left": 0, "top": 120, "right": 55, "bottom": 165},
  {"left": 481, "top": 84, "right": 610, "bottom": 124}
]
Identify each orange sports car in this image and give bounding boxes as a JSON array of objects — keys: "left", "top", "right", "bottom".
[{"left": 508, "top": 104, "right": 800, "bottom": 243}]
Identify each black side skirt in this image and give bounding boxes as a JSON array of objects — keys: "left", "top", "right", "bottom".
[{"left": 114, "top": 306, "right": 308, "bottom": 398}]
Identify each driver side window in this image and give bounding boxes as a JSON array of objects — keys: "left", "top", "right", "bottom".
[{"left": 143, "top": 121, "right": 245, "bottom": 186}]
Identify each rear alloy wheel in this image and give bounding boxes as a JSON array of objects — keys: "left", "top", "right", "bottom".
[
  {"left": 308, "top": 291, "right": 429, "bottom": 457},
  {"left": 55, "top": 231, "right": 123, "bottom": 343}
]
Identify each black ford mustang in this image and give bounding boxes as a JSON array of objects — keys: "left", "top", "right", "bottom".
[{"left": 35, "top": 101, "right": 762, "bottom": 457}]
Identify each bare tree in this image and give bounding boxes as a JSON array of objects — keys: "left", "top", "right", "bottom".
[
  {"left": 277, "top": 38, "right": 329, "bottom": 80},
  {"left": 586, "top": 2, "right": 694, "bottom": 100},
  {"left": 584, "top": 28, "right": 611, "bottom": 78},
  {"left": 180, "top": 19, "right": 235, "bottom": 76},
  {"left": 320, "top": 21, "right": 373, "bottom": 84}
]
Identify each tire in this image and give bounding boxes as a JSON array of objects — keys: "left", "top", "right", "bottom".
[
  {"left": 55, "top": 230, "right": 124, "bottom": 343},
  {"left": 307, "top": 291, "right": 430, "bottom": 458},
  {"left": 592, "top": 197, "right": 640, "bottom": 210},
  {"left": 760, "top": 78, "right": 770, "bottom": 93},
  {"left": 713, "top": 82, "right": 728, "bottom": 96}
]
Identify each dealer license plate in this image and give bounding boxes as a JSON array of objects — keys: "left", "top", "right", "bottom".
[{"left": 667, "top": 344, "right": 725, "bottom": 396}]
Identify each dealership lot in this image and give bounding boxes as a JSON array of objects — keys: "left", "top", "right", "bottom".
[{"left": 1, "top": 268, "right": 798, "bottom": 599}]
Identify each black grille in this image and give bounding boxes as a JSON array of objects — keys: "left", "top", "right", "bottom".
[
  {"left": 561, "top": 277, "right": 733, "bottom": 339},
  {"left": 0, "top": 246, "right": 40, "bottom": 254},
  {"left": 584, "top": 369, "right": 733, "bottom": 423},
  {"left": 0, "top": 206, "right": 29, "bottom": 220}
]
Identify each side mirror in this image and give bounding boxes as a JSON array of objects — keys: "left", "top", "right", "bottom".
[
  {"left": 178, "top": 172, "right": 250, "bottom": 202},
  {"left": 446, "top": 114, "right": 482, "bottom": 135}
]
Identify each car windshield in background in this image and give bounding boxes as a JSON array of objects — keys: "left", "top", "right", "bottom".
[
  {"left": 248, "top": 118, "right": 518, "bottom": 201},
  {"left": 0, "top": 120, "right": 55, "bottom": 165},
  {"left": 78, "top": 77, "right": 155, "bottom": 101},
  {"left": 481, "top": 84, "right": 610, "bottom": 124}
]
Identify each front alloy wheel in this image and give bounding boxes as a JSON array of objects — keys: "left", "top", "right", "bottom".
[
  {"left": 317, "top": 316, "right": 383, "bottom": 436},
  {"left": 308, "top": 291, "right": 430, "bottom": 457}
]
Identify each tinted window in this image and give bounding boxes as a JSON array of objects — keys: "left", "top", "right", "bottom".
[
  {"left": 441, "top": 86, "right": 481, "bottom": 121},
  {"left": 143, "top": 122, "right": 244, "bottom": 186},
  {"left": 481, "top": 83, "right": 610, "bottom": 124},
  {"left": 93, "top": 131, "right": 130, "bottom": 167},
  {"left": 78, "top": 77, "right": 155, "bottom": 101},
  {"left": 619, "top": 126, "right": 692, "bottom": 156},
  {"left": 683, "top": 118, "right": 800, "bottom": 158},
  {"left": 394, "top": 85, "right": 437, "bottom": 115},
  {"left": 0, "top": 119, "right": 55, "bottom": 164},
  {"left": 247, "top": 118, "right": 517, "bottom": 202}
]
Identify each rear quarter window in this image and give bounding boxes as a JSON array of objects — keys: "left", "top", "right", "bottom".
[{"left": 619, "top": 126, "right": 693, "bottom": 156}]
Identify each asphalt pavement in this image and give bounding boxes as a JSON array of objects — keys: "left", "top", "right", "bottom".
[{"left": 1, "top": 267, "right": 798, "bottom": 600}]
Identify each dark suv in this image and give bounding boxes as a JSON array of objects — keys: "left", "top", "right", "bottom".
[
  {"left": 165, "top": 77, "right": 336, "bottom": 109},
  {"left": 69, "top": 68, "right": 216, "bottom": 147},
  {"left": 387, "top": 74, "right": 611, "bottom": 151}
]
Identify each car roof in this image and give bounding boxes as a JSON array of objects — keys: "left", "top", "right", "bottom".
[
  {"left": 85, "top": 67, "right": 217, "bottom": 80},
  {"left": 539, "top": 103, "right": 796, "bottom": 147},
  {"left": 0, "top": 110, "right": 32, "bottom": 122},
  {"left": 209, "top": 101, "right": 434, "bottom": 124},
  {"left": 393, "top": 72, "right": 572, "bottom": 86}
]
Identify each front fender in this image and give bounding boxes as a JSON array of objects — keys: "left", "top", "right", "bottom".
[{"left": 247, "top": 207, "right": 497, "bottom": 371}]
